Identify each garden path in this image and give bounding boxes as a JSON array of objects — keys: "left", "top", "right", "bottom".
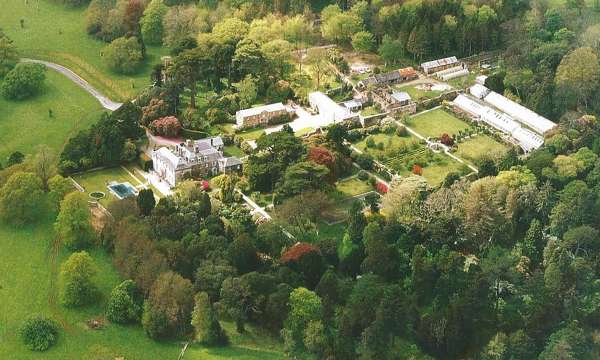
[{"left": 21, "top": 58, "right": 123, "bottom": 111}]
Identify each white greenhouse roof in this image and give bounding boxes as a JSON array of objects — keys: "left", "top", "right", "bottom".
[
  {"left": 440, "top": 68, "right": 469, "bottom": 81},
  {"left": 469, "top": 84, "right": 490, "bottom": 99},
  {"left": 421, "top": 56, "right": 458, "bottom": 71},
  {"left": 453, "top": 94, "right": 542, "bottom": 152},
  {"left": 475, "top": 75, "right": 488, "bottom": 85},
  {"left": 483, "top": 92, "right": 556, "bottom": 135},
  {"left": 512, "top": 127, "right": 544, "bottom": 152}
]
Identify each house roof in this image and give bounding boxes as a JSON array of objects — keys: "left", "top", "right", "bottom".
[
  {"left": 219, "top": 156, "right": 243, "bottom": 167},
  {"left": 154, "top": 147, "right": 180, "bottom": 169},
  {"left": 236, "top": 103, "right": 286, "bottom": 119},
  {"left": 399, "top": 67, "right": 417, "bottom": 78},
  {"left": 391, "top": 91, "right": 411, "bottom": 103},
  {"left": 308, "top": 91, "right": 357, "bottom": 122}
]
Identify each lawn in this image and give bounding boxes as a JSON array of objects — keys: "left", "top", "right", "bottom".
[
  {"left": 354, "top": 132, "right": 420, "bottom": 160},
  {"left": 321, "top": 177, "right": 374, "bottom": 224},
  {"left": 454, "top": 134, "right": 509, "bottom": 164},
  {"left": 360, "top": 106, "right": 382, "bottom": 117},
  {"left": 0, "top": 207, "right": 284, "bottom": 360},
  {"left": 395, "top": 84, "right": 443, "bottom": 101},
  {"left": 420, "top": 158, "right": 469, "bottom": 186},
  {"left": 396, "top": 154, "right": 469, "bottom": 187},
  {"left": 406, "top": 108, "right": 471, "bottom": 138},
  {"left": 0, "top": 69, "right": 104, "bottom": 162},
  {"left": 1, "top": 0, "right": 168, "bottom": 102},
  {"left": 236, "top": 128, "right": 266, "bottom": 141},
  {"left": 224, "top": 145, "right": 245, "bottom": 158},
  {"left": 71, "top": 166, "right": 145, "bottom": 205},
  {"left": 335, "top": 177, "right": 373, "bottom": 198}
]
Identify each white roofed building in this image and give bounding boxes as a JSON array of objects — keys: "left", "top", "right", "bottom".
[
  {"left": 453, "top": 94, "right": 544, "bottom": 152},
  {"left": 308, "top": 92, "right": 359, "bottom": 123},
  {"left": 421, "top": 56, "right": 459, "bottom": 74},
  {"left": 152, "top": 136, "right": 242, "bottom": 188},
  {"left": 483, "top": 91, "right": 556, "bottom": 135},
  {"left": 470, "top": 84, "right": 490, "bottom": 99}
]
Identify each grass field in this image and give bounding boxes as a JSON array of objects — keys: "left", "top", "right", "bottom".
[
  {"left": 335, "top": 177, "right": 373, "bottom": 198},
  {"left": 454, "top": 134, "right": 509, "bottom": 164},
  {"left": 0, "top": 209, "right": 284, "bottom": 360},
  {"left": 396, "top": 155, "right": 468, "bottom": 187},
  {"left": 406, "top": 108, "right": 471, "bottom": 138},
  {"left": 395, "top": 84, "right": 443, "bottom": 101},
  {"left": 1, "top": 0, "right": 167, "bottom": 102},
  {"left": 0, "top": 69, "right": 104, "bottom": 162},
  {"left": 354, "top": 133, "right": 420, "bottom": 159}
]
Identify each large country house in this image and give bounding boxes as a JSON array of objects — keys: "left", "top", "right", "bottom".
[{"left": 152, "top": 136, "right": 242, "bottom": 187}]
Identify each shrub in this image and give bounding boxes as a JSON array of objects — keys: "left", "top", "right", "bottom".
[
  {"left": 19, "top": 315, "right": 59, "bottom": 351},
  {"left": 150, "top": 116, "right": 181, "bottom": 137},
  {"left": 357, "top": 170, "right": 369, "bottom": 181},
  {"left": 440, "top": 133, "right": 454, "bottom": 146},
  {"left": 139, "top": 153, "right": 153, "bottom": 171},
  {"left": 59, "top": 251, "right": 99, "bottom": 307},
  {"left": 1, "top": 63, "right": 46, "bottom": 100},
  {"left": 365, "top": 137, "right": 375, "bottom": 148},
  {"left": 355, "top": 153, "right": 374, "bottom": 170},
  {"left": 106, "top": 280, "right": 144, "bottom": 324},
  {"left": 103, "top": 37, "right": 143, "bottom": 74}
]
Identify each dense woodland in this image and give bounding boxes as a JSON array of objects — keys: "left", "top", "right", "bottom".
[{"left": 1, "top": 0, "right": 600, "bottom": 359}]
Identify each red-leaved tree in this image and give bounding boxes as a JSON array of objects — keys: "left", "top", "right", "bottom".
[
  {"left": 150, "top": 116, "right": 181, "bottom": 137},
  {"left": 412, "top": 164, "right": 423, "bottom": 175},
  {"left": 440, "top": 133, "right": 454, "bottom": 146},
  {"left": 308, "top": 146, "right": 337, "bottom": 182}
]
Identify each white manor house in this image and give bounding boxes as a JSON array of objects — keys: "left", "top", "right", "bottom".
[{"left": 152, "top": 136, "right": 242, "bottom": 187}]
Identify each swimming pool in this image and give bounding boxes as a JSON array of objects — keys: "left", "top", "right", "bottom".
[{"left": 107, "top": 182, "right": 138, "bottom": 200}]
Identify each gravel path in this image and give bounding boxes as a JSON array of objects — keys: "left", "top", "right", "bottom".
[{"left": 21, "top": 58, "right": 123, "bottom": 111}]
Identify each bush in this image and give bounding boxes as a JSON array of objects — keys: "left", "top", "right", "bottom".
[
  {"left": 59, "top": 251, "right": 98, "bottom": 307},
  {"left": 365, "top": 137, "right": 375, "bottom": 148},
  {"left": 355, "top": 153, "right": 374, "bottom": 170},
  {"left": 103, "top": 37, "right": 143, "bottom": 74},
  {"left": 106, "top": 280, "right": 144, "bottom": 324},
  {"left": 20, "top": 315, "right": 59, "bottom": 351},
  {"left": 139, "top": 153, "right": 153, "bottom": 171},
  {"left": 1, "top": 63, "right": 46, "bottom": 100},
  {"left": 396, "top": 125, "right": 408, "bottom": 137},
  {"left": 357, "top": 170, "right": 369, "bottom": 181}
]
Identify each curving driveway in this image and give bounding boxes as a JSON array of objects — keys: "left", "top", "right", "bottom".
[{"left": 21, "top": 58, "right": 123, "bottom": 111}]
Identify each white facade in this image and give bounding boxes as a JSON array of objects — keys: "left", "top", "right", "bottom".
[
  {"left": 151, "top": 136, "right": 242, "bottom": 188},
  {"left": 483, "top": 91, "right": 556, "bottom": 135},
  {"left": 152, "top": 147, "right": 179, "bottom": 187}
]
